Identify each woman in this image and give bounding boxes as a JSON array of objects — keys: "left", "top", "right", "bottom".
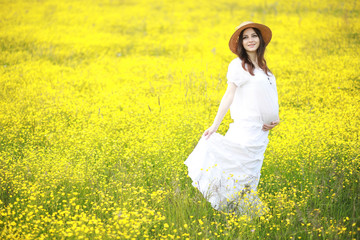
[{"left": 184, "top": 21, "right": 280, "bottom": 215}]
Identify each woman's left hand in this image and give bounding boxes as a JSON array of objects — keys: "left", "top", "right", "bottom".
[{"left": 262, "top": 120, "right": 280, "bottom": 131}]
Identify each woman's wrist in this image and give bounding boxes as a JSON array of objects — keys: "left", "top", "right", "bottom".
[{"left": 211, "top": 123, "right": 220, "bottom": 131}]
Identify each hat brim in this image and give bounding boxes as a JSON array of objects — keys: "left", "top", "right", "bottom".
[{"left": 229, "top": 22, "right": 272, "bottom": 54}]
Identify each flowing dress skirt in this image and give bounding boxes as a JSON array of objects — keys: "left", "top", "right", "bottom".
[{"left": 184, "top": 120, "right": 269, "bottom": 215}]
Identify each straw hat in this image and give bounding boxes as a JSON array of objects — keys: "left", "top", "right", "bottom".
[{"left": 229, "top": 21, "right": 272, "bottom": 54}]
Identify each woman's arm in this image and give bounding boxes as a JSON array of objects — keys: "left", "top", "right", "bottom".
[{"left": 203, "top": 82, "right": 237, "bottom": 139}]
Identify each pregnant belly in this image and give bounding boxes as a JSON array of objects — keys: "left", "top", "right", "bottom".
[
  {"left": 260, "top": 102, "right": 279, "bottom": 125},
  {"left": 262, "top": 111, "right": 279, "bottom": 125},
  {"left": 258, "top": 87, "right": 279, "bottom": 124}
]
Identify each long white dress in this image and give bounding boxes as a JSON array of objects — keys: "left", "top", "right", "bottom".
[{"left": 184, "top": 58, "right": 279, "bottom": 215}]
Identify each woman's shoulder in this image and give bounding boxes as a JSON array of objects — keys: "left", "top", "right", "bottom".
[
  {"left": 228, "top": 58, "right": 246, "bottom": 72},
  {"left": 265, "top": 68, "right": 275, "bottom": 77},
  {"left": 229, "top": 57, "right": 242, "bottom": 66},
  {"left": 226, "top": 58, "right": 251, "bottom": 86}
]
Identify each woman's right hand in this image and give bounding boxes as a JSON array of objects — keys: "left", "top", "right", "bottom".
[{"left": 203, "top": 125, "right": 218, "bottom": 140}]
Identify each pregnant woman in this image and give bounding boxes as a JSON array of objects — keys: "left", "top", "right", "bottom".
[{"left": 184, "top": 21, "right": 280, "bottom": 216}]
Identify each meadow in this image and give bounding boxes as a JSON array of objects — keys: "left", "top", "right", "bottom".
[{"left": 0, "top": 0, "right": 359, "bottom": 239}]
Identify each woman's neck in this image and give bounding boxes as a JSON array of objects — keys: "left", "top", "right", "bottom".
[{"left": 247, "top": 52, "right": 258, "bottom": 67}]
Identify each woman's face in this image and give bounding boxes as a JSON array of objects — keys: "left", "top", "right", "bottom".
[{"left": 242, "top": 28, "right": 259, "bottom": 53}]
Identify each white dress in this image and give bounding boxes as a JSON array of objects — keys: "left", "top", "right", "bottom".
[{"left": 184, "top": 58, "right": 279, "bottom": 215}]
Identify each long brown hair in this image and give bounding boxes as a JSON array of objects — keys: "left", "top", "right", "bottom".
[{"left": 236, "top": 27, "right": 271, "bottom": 76}]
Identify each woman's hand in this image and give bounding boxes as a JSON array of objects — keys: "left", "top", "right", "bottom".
[
  {"left": 203, "top": 125, "right": 218, "bottom": 140},
  {"left": 262, "top": 119, "right": 280, "bottom": 131}
]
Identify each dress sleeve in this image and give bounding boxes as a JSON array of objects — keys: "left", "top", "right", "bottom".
[{"left": 226, "top": 59, "right": 247, "bottom": 87}]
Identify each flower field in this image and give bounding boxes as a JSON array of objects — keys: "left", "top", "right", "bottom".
[{"left": 0, "top": 0, "right": 359, "bottom": 239}]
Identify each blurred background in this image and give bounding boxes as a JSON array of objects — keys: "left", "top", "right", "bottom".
[{"left": 0, "top": 0, "right": 359, "bottom": 239}]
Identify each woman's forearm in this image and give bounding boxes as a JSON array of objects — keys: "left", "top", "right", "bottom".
[{"left": 211, "top": 84, "right": 236, "bottom": 129}]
